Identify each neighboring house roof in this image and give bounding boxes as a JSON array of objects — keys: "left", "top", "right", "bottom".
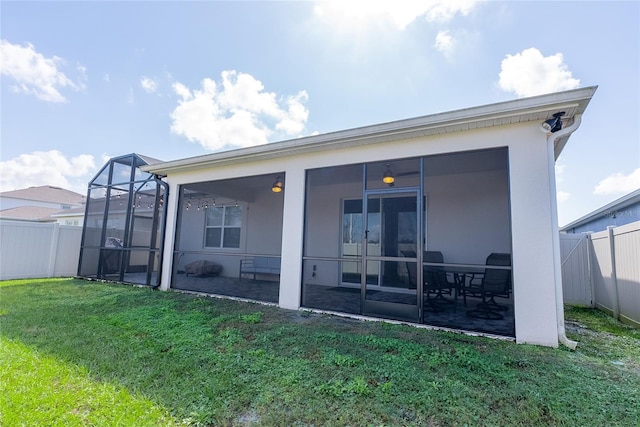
[
  {"left": 142, "top": 86, "right": 598, "bottom": 176},
  {"left": 0, "top": 185, "right": 85, "bottom": 205},
  {"left": 50, "top": 205, "right": 87, "bottom": 217},
  {"left": 51, "top": 206, "right": 85, "bottom": 219},
  {"left": 0, "top": 206, "right": 61, "bottom": 222},
  {"left": 560, "top": 188, "right": 640, "bottom": 231}
]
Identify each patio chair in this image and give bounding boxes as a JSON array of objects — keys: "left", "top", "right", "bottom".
[
  {"left": 465, "top": 253, "right": 512, "bottom": 320},
  {"left": 403, "top": 250, "right": 457, "bottom": 310}
]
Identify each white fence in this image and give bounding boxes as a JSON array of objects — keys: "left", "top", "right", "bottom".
[
  {"left": 561, "top": 220, "right": 640, "bottom": 327},
  {"left": 560, "top": 233, "right": 592, "bottom": 305},
  {"left": 0, "top": 220, "right": 82, "bottom": 280}
]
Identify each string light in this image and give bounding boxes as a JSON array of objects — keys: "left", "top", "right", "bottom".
[{"left": 182, "top": 194, "right": 239, "bottom": 211}]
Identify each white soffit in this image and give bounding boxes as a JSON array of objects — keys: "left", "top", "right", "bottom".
[{"left": 143, "top": 86, "right": 597, "bottom": 175}]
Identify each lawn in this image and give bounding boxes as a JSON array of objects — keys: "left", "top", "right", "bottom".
[{"left": 1, "top": 278, "right": 639, "bottom": 426}]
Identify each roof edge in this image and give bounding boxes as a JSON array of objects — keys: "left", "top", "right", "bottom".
[
  {"left": 143, "top": 86, "right": 598, "bottom": 175},
  {"left": 560, "top": 188, "right": 640, "bottom": 230}
]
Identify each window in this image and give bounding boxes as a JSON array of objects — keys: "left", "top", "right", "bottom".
[
  {"left": 342, "top": 199, "right": 380, "bottom": 246},
  {"left": 205, "top": 205, "right": 242, "bottom": 248},
  {"left": 342, "top": 200, "right": 363, "bottom": 245}
]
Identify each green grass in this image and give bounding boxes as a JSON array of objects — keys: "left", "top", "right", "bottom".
[{"left": 1, "top": 279, "right": 639, "bottom": 426}]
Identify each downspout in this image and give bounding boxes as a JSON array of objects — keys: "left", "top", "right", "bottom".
[{"left": 544, "top": 114, "right": 582, "bottom": 350}]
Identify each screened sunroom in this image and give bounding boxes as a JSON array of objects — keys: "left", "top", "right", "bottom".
[
  {"left": 170, "top": 172, "right": 285, "bottom": 303},
  {"left": 302, "top": 148, "right": 514, "bottom": 336},
  {"left": 77, "top": 154, "right": 168, "bottom": 286}
]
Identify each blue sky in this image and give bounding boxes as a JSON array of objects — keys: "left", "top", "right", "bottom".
[{"left": 1, "top": 1, "right": 638, "bottom": 226}]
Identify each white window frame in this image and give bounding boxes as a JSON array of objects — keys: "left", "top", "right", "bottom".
[{"left": 204, "top": 205, "right": 243, "bottom": 249}]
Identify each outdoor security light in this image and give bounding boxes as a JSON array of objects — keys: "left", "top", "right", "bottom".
[{"left": 542, "top": 111, "right": 566, "bottom": 133}]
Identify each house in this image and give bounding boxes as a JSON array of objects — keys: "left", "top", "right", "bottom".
[
  {"left": 0, "top": 205, "right": 63, "bottom": 222},
  {"left": 561, "top": 188, "right": 640, "bottom": 234},
  {"left": 50, "top": 206, "right": 88, "bottom": 226},
  {"left": 78, "top": 86, "right": 598, "bottom": 348},
  {"left": 0, "top": 185, "right": 85, "bottom": 224}
]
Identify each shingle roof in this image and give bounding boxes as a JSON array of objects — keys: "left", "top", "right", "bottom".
[
  {"left": 0, "top": 206, "right": 62, "bottom": 221},
  {"left": 50, "top": 205, "right": 87, "bottom": 216},
  {"left": 0, "top": 185, "right": 85, "bottom": 205}
]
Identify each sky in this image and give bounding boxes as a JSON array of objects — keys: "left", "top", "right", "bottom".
[{"left": 1, "top": 0, "right": 639, "bottom": 226}]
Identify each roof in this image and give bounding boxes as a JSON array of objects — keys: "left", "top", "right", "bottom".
[
  {"left": 0, "top": 206, "right": 61, "bottom": 222},
  {"left": 50, "top": 205, "right": 87, "bottom": 217},
  {"left": 0, "top": 185, "right": 85, "bottom": 205},
  {"left": 142, "top": 86, "right": 598, "bottom": 176},
  {"left": 560, "top": 188, "right": 640, "bottom": 231}
]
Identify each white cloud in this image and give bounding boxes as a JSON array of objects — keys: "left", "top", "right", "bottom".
[
  {"left": 170, "top": 70, "right": 309, "bottom": 151},
  {"left": 423, "top": 0, "right": 480, "bottom": 22},
  {"left": 275, "top": 91, "right": 309, "bottom": 134},
  {"left": 0, "top": 150, "right": 96, "bottom": 194},
  {"left": 140, "top": 76, "right": 158, "bottom": 94},
  {"left": 593, "top": 168, "right": 640, "bottom": 195},
  {"left": 0, "top": 39, "right": 84, "bottom": 102},
  {"left": 498, "top": 48, "right": 580, "bottom": 97},
  {"left": 173, "top": 82, "right": 191, "bottom": 100},
  {"left": 314, "top": 0, "right": 482, "bottom": 30},
  {"left": 434, "top": 30, "right": 455, "bottom": 54}
]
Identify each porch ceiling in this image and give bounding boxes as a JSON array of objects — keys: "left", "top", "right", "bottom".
[{"left": 143, "top": 86, "right": 597, "bottom": 176}]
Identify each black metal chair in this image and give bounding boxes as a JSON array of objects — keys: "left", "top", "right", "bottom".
[
  {"left": 403, "top": 250, "right": 457, "bottom": 311},
  {"left": 423, "top": 251, "right": 457, "bottom": 307},
  {"left": 465, "top": 253, "right": 512, "bottom": 320}
]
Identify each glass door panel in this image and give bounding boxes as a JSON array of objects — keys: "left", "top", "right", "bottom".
[
  {"left": 362, "top": 191, "right": 420, "bottom": 322},
  {"left": 341, "top": 199, "right": 380, "bottom": 284}
]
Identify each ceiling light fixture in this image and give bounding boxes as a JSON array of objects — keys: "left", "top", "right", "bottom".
[
  {"left": 382, "top": 163, "right": 395, "bottom": 186},
  {"left": 271, "top": 176, "right": 284, "bottom": 193}
]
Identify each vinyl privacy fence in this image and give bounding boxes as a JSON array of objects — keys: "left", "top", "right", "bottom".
[
  {"left": 0, "top": 220, "right": 82, "bottom": 280},
  {"left": 561, "top": 220, "right": 640, "bottom": 327}
]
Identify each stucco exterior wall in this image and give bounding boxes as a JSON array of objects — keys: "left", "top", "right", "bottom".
[
  {"left": 507, "top": 126, "right": 560, "bottom": 347},
  {"left": 246, "top": 187, "right": 285, "bottom": 255},
  {"left": 426, "top": 168, "right": 511, "bottom": 264}
]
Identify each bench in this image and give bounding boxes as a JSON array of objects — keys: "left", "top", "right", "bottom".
[{"left": 239, "top": 256, "right": 281, "bottom": 280}]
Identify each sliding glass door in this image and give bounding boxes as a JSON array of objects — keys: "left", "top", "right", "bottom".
[{"left": 362, "top": 190, "right": 421, "bottom": 322}]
